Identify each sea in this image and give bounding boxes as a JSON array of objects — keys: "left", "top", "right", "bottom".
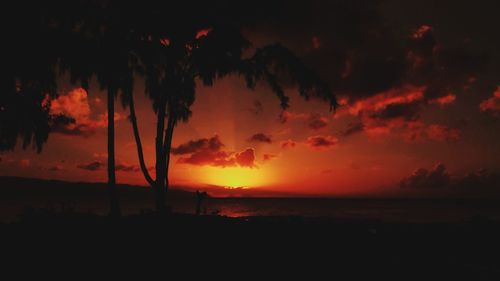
[{"left": 169, "top": 197, "right": 500, "bottom": 223}]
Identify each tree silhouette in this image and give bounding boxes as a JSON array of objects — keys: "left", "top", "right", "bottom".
[
  {"left": 56, "top": 2, "right": 137, "bottom": 217},
  {"left": 128, "top": 25, "right": 337, "bottom": 212},
  {"left": 0, "top": 2, "right": 63, "bottom": 153}
]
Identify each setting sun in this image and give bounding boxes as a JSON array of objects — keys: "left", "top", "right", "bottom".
[{"left": 199, "top": 166, "right": 272, "bottom": 188}]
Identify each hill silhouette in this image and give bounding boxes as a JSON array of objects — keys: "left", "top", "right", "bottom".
[{"left": 0, "top": 176, "right": 197, "bottom": 221}]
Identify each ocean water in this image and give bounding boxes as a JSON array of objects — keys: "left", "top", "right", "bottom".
[
  {"left": 2, "top": 194, "right": 500, "bottom": 223},
  {"left": 171, "top": 198, "right": 500, "bottom": 223}
]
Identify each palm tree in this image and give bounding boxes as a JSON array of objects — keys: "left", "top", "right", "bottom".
[
  {"left": 57, "top": 2, "right": 136, "bottom": 217},
  {"left": 128, "top": 25, "right": 336, "bottom": 213}
]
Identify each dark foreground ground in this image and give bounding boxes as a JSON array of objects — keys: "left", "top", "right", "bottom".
[
  {"left": 1, "top": 209, "right": 499, "bottom": 280},
  {"left": 1, "top": 176, "right": 499, "bottom": 278}
]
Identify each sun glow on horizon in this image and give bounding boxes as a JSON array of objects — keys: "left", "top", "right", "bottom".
[{"left": 199, "top": 166, "right": 273, "bottom": 188}]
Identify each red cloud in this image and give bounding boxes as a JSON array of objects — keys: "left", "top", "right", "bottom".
[
  {"left": 480, "top": 87, "right": 500, "bottom": 114},
  {"left": 247, "top": 133, "right": 272, "bottom": 144},
  {"left": 49, "top": 88, "right": 123, "bottom": 137},
  {"left": 429, "top": 94, "right": 456, "bottom": 106},
  {"left": 280, "top": 139, "right": 297, "bottom": 149},
  {"left": 400, "top": 121, "right": 460, "bottom": 143},
  {"left": 337, "top": 85, "right": 425, "bottom": 117},
  {"left": 262, "top": 154, "right": 278, "bottom": 162},
  {"left": 412, "top": 25, "right": 433, "bottom": 40},
  {"left": 195, "top": 28, "right": 213, "bottom": 39},
  {"left": 115, "top": 163, "right": 140, "bottom": 172},
  {"left": 306, "top": 135, "right": 338, "bottom": 150},
  {"left": 171, "top": 135, "right": 224, "bottom": 155},
  {"left": 279, "top": 111, "right": 329, "bottom": 130},
  {"left": 235, "top": 148, "right": 256, "bottom": 168},
  {"left": 173, "top": 136, "right": 257, "bottom": 168},
  {"left": 336, "top": 85, "right": 461, "bottom": 142},
  {"left": 77, "top": 161, "right": 103, "bottom": 171},
  {"left": 278, "top": 111, "right": 308, "bottom": 124},
  {"left": 426, "top": 124, "right": 461, "bottom": 142}
]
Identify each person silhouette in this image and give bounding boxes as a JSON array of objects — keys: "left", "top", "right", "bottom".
[{"left": 195, "top": 191, "right": 208, "bottom": 215}]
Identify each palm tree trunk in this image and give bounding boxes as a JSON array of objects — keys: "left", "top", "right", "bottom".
[
  {"left": 154, "top": 98, "right": 167, "bottom": 213},
  {"left": 107, "top": 86, "right": 121, "bottom": 217},
  {"left": 128, "top": 92, "right": 155, "bottom": 187},
  {"left": 163, "top": 111, "right": 175, "bottom": 200}
]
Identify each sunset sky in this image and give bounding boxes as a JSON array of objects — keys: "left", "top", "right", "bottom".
[{"left": 1, "top": 0, "right": 500, "bottom": 197}]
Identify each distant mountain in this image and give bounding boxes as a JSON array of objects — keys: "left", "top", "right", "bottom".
[{"left": 0, "top": 176, "right": 196, "bottom": 198}]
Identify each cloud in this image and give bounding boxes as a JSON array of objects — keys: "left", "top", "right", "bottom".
[
  {"left": 306, "top": 135, "right": 338, "bottom": 150},
  {"left": 307, "top": 114, "right": 329, "bottom": 130},
  {"left": 235, "top": 148, "right": 256, "bottom": 168},
  {"left": 262, "top": 153, "right": 278, "bottom": 162},
  {"left": 336, "top": 85, "right": 461, "bottom": 142},
  {"left": 454, "top": 169, "right": 500, "bottom": 190},
  {"left": 50, "top": 88, "right": 91, "bottom": 120},
  {"left": 396, "top": 121, "right": 460, "bottom": 143},
  {"left": 280, "top": 139, "right": 297, "bottom": 149},
  {"left": 341, "top": 122, "right": 365, "bottom": 137},
  {"left": 77, "top": 161, "right": 103, "bottom": 171},
  {"left": 337, "top": 85, "right": 425, "bottom": 118},
  {"left": 173, "top": 136, "right": 257, "bottom": 168},
  {"left": 278, "top": 111, "right": 307, "bottom": 124},
  {"left": 428, "top": 94, "right": 456, "bottom": 106},
  {"left": 248, "top": 100, "right": 263, "bottom": 115},
  {"left": 247, "top": 133, "right": 272, "bottom": 144},
  {"left": 400, "top": 164, "right": 500, "bottom": 191},
  {"left": 115, "top": 163, "right": 140, "bottom": 172},
  {"left": 426, "top": 124, "right": 461, "bottom": 142},
  {"left": 480, "top": 87, "right": 500, "bottom": 115},
  {"left": 49, "top": 88, "right": 124, "bottom": 137},
  {"left": 279, "top": 111, "right": 329, "bottom": 130},
  {"left": 400, "top": 163, "right": 450, "bottom": 189},
  {"left": 171, "top": 135, "right": 224, "bottom": 155}
]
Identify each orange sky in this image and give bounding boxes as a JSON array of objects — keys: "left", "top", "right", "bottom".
[{"left": 1, "top": 69, "right": 499, "bottom": 197}]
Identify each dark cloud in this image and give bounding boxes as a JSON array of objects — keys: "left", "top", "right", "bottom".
[
  {"left": 307, "top": 114, "right": 329, "bottom": 130},
  {"left": 248, "top": 100, "right": 263, "bottom": 115},
  {"left": 306, "top": 135, "right": 338, "bottom": 150},
  {"left": 400, "top": 163, "right": 450, "bottom": 189},
  {"left": 235, "top": 148, "right": 256, "bottom": 168},
  {"left": 278, "top": 111, "right": 307, "bottom": 124},
  {"left": 77, "top": 161, "right": 103, "bottom": 171},
  {"left": 253, "top": 1, "right": 499, "bottom": 149},
  {"left": 454, "top": 169, "right": 500, "bottom": 190},
  {"left": 247, "top": 133, "right": 272, "bottom": 144},
  {"left": 174, "top": 136, "right": 257, "bottom": 168},
  {"left": 280, "top": 139, "right": 297, "bottom": 149},
  {"left": 341, "top": 122, "right": 365, "bottom": 137},
  {"left": 263, "top": 153, "right": 278, "bottom": 161},
  {"left": 400, "top": 164, "right": 500, "bottom": 192},
  {"left": 115, "top": 164, "right": 140, "bottom": 172},
  {"left": 171, "top": 135, "right": 224, "bottom": 155},
  {"left": 369, "top": 102, "right": 421, "bottom": 122}
]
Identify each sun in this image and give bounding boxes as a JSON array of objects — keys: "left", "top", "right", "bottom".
[{"left": 200, "top": 166, "right": 270, "bottom": 188}]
